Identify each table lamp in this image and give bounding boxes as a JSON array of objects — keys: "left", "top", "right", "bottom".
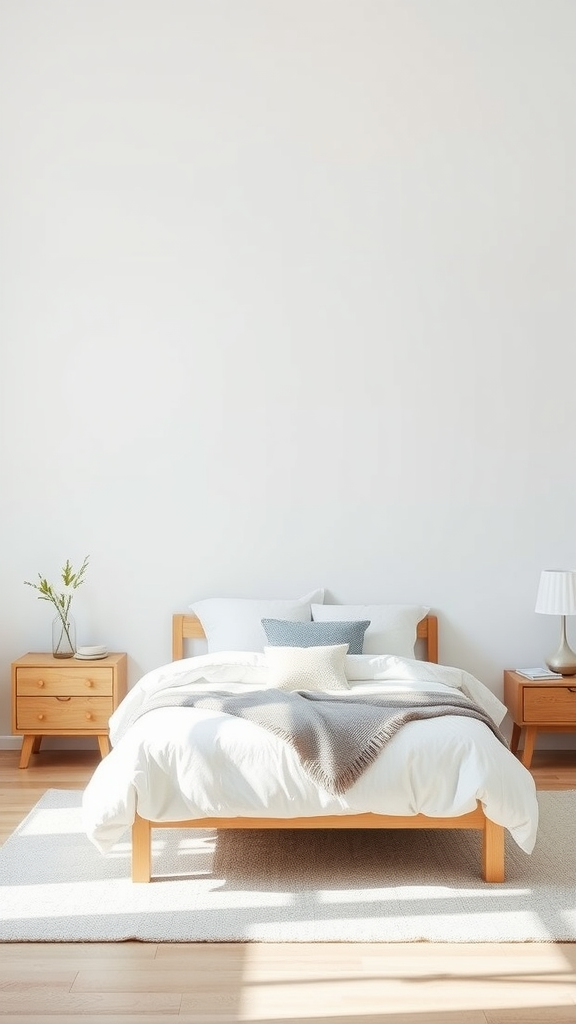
[{"left": 535, "top": 569, "right": 576, "bottom": 676}]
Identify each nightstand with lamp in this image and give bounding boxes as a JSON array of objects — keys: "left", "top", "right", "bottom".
[{"left": 504, "top": 569, "right": 576, "bottom": 767}]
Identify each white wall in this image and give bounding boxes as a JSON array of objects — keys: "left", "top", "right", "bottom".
[{"left": 1, "top": 0, "right": 576, "bottom": 745}]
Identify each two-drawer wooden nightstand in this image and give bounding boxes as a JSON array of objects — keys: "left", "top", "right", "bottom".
[
  {"left": 503, "top": 669, "right": 576, "bottom": 768},
  {"left": 11, "top": 652, "right": 128, "bottom": 768}
]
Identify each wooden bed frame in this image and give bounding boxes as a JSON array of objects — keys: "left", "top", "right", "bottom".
[{"left": 131, "top": 612, "right": 505, "bottom": 883}]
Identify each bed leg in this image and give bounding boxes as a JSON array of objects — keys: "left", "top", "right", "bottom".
[
  {"left": 132, "top": 814, "right": 152, "bottom": 882},
  {"left": 482, "top": 817, "right": 505, "bottom": 882}
]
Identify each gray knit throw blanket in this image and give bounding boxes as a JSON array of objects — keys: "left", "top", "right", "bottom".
[{"left": 127, "top": 688, "right": 508, "bottom": 797}]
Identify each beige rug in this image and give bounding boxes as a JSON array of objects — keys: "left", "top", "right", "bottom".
[{"left": 0, "top": 788, "right": 574, "bottom": 942}]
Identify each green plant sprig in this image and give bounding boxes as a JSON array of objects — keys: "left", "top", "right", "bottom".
[{"left": 24, "top": 556, "right": 90, "bottom": 652}]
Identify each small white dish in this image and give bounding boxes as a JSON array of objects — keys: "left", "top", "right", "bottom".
[
  {"left": 74, "top": 652, "right": 108, "bottom": 661},
  {"left": 77, "top": 645, "right": 107, "bottom": 657}
]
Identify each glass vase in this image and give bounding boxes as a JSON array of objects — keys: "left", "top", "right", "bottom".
[{"left": 52, "top": 613, "right": 76, "bottom": 659}]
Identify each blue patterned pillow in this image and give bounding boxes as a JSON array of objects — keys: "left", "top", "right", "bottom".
[{"left": 261, "top": 618, "right": 370, "bottom": 656}]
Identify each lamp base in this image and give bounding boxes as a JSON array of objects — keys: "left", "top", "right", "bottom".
[
  {"left": 545, "top": 656, "right": 576, "bottom": 676},
  {"left": 546, "top": 617, "right": 576, "bottom": 676}
]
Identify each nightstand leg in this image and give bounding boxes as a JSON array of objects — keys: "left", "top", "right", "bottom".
[
  {"left": 32, "top": 736, "right": 42, "bottom": 753},
  {"left": 521, "top": 726, "right": 537, "bottom": 768},
  {"left": 510, "top": 723, "right": 521, "bottom": 755},
  {"left": 19, "top": 735, "right": 36, "bottom": 769},
  {"left": 97, "top": 734, "right": 110, "bottom": 758}
]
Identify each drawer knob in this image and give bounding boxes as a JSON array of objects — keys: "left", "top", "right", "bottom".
[
  {"left": 37, "top": 713, "right": 45, "bottom": 721},
  {"left": 86, "top": 713, "right": 93, "bottom": 720},
  {"left": 37, "top": 680, "right": 45, "bottom": 688},
  {"left": 85, "top": 680, "right": 93, "bottom": 688}
]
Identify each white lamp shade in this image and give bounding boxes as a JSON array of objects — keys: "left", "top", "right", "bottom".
[{"left": 535, "top": 570, "right": 576, "bottom": 615}]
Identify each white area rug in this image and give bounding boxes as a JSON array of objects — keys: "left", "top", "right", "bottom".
[{"left": 0, "top": 789, "right": 575, "bottom": 942}]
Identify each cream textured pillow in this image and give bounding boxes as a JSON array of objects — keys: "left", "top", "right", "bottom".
[
  {"left": 311, "top": 603, "right": 429, "bottom": 658},
  {"left": 264, "top": 644, "right": 350, "bottom": 692},
  {"left": 190, "top": 589, "right": 324, "bottom": 653}
]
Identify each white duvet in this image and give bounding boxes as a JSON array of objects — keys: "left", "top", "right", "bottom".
[{"left": 82, "top": 652, "right": 539, "bottom": 854}]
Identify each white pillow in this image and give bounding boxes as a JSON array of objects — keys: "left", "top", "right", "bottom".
[
  {"left": 265, "top": 644, "right": 349, "bottom": 691},
  {"left": 190, "top": 589, "right": 324, "bottom": 653},
  {"left": 311, "top": 603, "right": 429, "bottom": 658}
]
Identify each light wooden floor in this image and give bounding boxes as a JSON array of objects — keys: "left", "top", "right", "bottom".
[{"left": 1, "top": 747, "right": 576, "bottom": 1023}]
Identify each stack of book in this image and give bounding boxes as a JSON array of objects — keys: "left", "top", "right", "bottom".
[{"left": 515, "top": 667, "right": 562, "bottom": 680}]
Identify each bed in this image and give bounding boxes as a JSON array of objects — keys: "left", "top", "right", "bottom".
[{"left": 82, "top": 607, "right": 539, "bottom": 884}]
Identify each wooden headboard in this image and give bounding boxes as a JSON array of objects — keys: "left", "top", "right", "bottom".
[{"left": 172, "top": 613, "right": 438, "bottom": 663}]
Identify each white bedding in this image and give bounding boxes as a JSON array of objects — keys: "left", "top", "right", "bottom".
[{"left": 82, "top": 652, "right": 539, "bottom": 855}]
